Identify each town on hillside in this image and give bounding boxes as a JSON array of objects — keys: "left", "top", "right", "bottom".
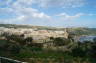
[{"left": 0, "top": 25, "right": 96, "bottom": 63}]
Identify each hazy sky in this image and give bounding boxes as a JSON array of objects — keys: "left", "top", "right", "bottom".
[{"left": 0, "top": 0, "right": 96, "bottom": 27}]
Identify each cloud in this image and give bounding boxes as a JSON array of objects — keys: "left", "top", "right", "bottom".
[
  {"left": 0, "top": 7, "right": 51, "bottom": 24},
  {"left": 6, "top": 0, "right": 85, "bottom": 8},
  {"left": 56, "top": 13, "right": 96, "bottom": 21},
  {"left": 56, "top": 13, "right": 84, "bottom": 21},
  {"left": 0, "top": 8, "right": 13, "bottom": 14},
  {"left": 15, "top": 8, "right": 51, "bottom": 20},
  {"left": 0, "top": 0, "right": 13, "bottom": 7},
  {"left": 57, "top": 13, "right": 84, "bottom": 17},
  {"left": 88, "top": 14, "right": 96, "bottom": 16},
  {"left": 11, "top": 0, "right": 34, "bottom": 8},
  {"left": 0, "top": 0, "right": 95, "bottom": 27},
  {"left": 0, "top": 15, "right": 26, "bottom": 24},
  {"left": 0, "top": 0, "right": 51, "bottom": 24},
  {"left": 33, "top": 0, "right": 85, "bottom": 8},
  {"left": 14, "top": 0, "right": 51, "bottom": 19}
]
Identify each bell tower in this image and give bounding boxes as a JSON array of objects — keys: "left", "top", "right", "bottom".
[{"left": 64, "top": 28, "right": 69, "bottom": 39}]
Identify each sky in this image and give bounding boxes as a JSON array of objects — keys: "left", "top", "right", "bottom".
[{"left": 0, "top": 0, "right": 96, "bottom": 28}]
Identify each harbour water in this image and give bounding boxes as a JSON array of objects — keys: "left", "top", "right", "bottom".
[{"left": 78, "top": 36, "right": 96, "bottom": 42}]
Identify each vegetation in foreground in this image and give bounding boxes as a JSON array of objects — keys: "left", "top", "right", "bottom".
[{"left": 0, "top": 33, "right": 96, "bottom": 63}]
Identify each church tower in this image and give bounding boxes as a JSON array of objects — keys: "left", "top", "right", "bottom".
[{"left": 64, "top": 28, "right": 69, "bottom": 39}]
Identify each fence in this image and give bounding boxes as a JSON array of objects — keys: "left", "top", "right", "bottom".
[{"left": 0, "top": 56, "right": 25, "bottom": 63}]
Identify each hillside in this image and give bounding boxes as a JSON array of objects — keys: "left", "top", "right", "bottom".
[
  {"left": 0, "top": 24, "right": 96, "bottom": 63},
  {"left": 0, "top": 24, "right": 96, "bottom": 35},
  {"left": 67, "top": 28, "right": 96, "bottom": 36}
]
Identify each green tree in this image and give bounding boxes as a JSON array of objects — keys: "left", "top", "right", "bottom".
[
  {"left": 24, "top": 37, "right": 33, "bottom": 46},
  {"left": 10, "top": 44, "right": 21, "bottom": 54},
  {"left": 53, "top": 37, "right": 70, "bottom": 46},
  {"left": 93, "top": 37, "right": 96, "bottom": 43}
]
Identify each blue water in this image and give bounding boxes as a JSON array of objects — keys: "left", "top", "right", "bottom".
[{"left": 79, "top": 36, "right": 96, "bottom": 42}]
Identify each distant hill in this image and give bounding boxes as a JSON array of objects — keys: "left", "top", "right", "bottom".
[
  {"left": 0, "top": 24, "right": 96, "bottom": 36},
  {"left": 0, "top": 24, "right": 58, "bottom": 30},
  {"left": 67, "top": 28, "right": 96, "bottom": 36}
]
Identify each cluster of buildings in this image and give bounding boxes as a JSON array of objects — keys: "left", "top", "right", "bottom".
[
  {"left": 0, "top": 27, "right": 96, "bottom": 50},
  {"left": 0, "top": 27, "right": 69, "bottom": 43},
  {"left": 0, "top": 27, "right": 96, "bottom": 43}
]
